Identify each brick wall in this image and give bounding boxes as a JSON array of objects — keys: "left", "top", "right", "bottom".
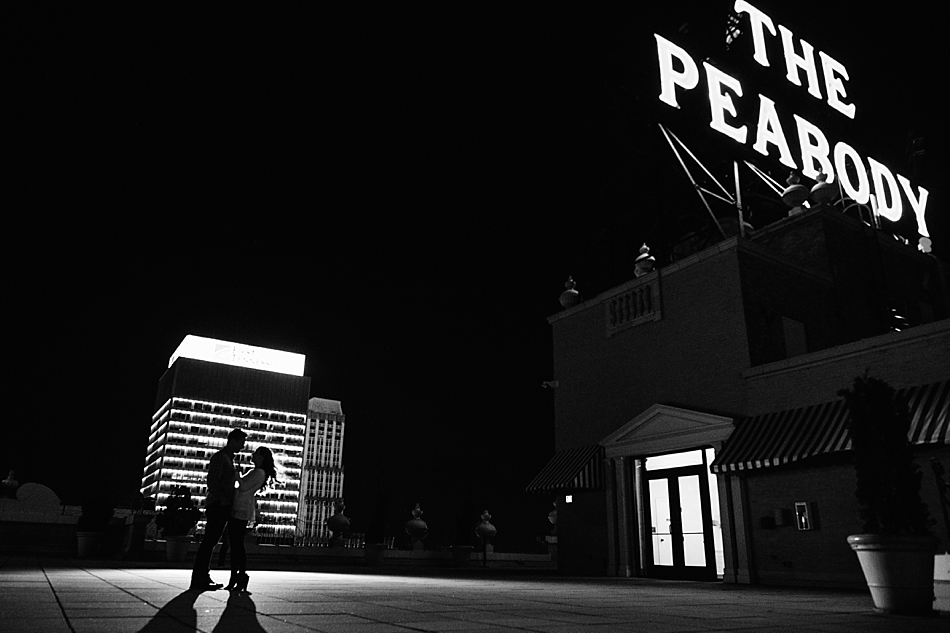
[
  {"left": 744, "top": 444, "right": 950, "bottom": 587},
  {"left": 750, "top": 211, "right": 835, "bottom": 277},
  {"left": 737, "top": 245, "right": 838, "bottom": 366},
  {"left": 550, "top": 216, "right": 948, "bottom": 446},
  {"left": 556, "top": 490, "right": 609, "bottom": 576},
  {"left": 744, "top": 320, "right": 950, "bottom": 414},
  {"left": 551, "top": 244, "right": 750, "bottom": 451},
  {"left": 744, "top": 457, "right": 865, "bottom": 587},
  {"left": 748, "top": 210, "right": 950, "bottom": 341}
]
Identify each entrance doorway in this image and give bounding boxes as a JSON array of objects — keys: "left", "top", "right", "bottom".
[{"left": 644, "top": 449, "right": 721, "bottom": 580}]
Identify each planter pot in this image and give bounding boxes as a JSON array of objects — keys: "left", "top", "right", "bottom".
[
  {"left": 164, "top": 535, "right": 192, "bottom": 562},
  {"left": 76, "top": 531, "right": 103, "bottom": 559},
  {"left": 847, "top": 534, "right": 938, "bottom": 615},
  {"left": 935, "top": 553, "right": 950, "bottom": 613}
]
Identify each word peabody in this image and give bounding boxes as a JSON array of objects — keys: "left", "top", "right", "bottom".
[{"left": 654, "top": 0, "right": 931, "bottom": 245}]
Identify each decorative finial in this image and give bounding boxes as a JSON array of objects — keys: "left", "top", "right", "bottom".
[
  {"left": 634, "top": 243, "right": 655, "bottom": 278},
  {"left": 559, "top": 277, "right": 580, "bottom": 308},
  {"left": 405, "top": 502, "right": 428, "bottom": 549},
  {"left": 781, "top": 171, "right": 809, "bottom": 212},
  {"left": 810, "top": 168, "right": 838, "bottom": 205},
  {"left": 475, "top": 510, "right": 497, "bottom": 541},
  {"left": 325, "top": 499, "right": 350, "bottom": 545}
]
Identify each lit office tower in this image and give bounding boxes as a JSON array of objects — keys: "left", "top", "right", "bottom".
[
  {"left": 297, "top": 397, "right": 345, "bottom": 544},
  {"left": 141, "top": 335, "right": 310, "bottom": 543}
]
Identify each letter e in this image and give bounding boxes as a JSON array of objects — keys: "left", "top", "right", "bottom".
[
  {"left": 819, "top": 51, "right": 856, "bottom": 119},
  {"left": 704, "top": 62, "right": 748, "bottom": 144}
]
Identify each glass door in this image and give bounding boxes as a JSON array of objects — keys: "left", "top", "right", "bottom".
[{"left": 644, "top": 451, "right": 717, "bottom": 580}]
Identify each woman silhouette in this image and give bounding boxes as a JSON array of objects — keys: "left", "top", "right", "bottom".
[{"left": 226, "top": 446, "right": 277, "bottom": 592}]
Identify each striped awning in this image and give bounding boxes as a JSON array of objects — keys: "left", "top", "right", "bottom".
[
  {"left": 711, "top": 381, "right": 948, "bottom": 474},
  {"left": 905, "top": 380, "right": 949, "bottom": 445},
  {"left": 525, "top": 445, "right": 605, "bottom": 493}
]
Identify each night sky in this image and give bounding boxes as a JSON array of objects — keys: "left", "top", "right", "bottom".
[{"left": 8, "top": 2, "right": 948, "bottom": 548}]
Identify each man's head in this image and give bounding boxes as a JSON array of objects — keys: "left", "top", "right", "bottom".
[{"left": 225, "top": 428, "right": 248, "bottom": 453}]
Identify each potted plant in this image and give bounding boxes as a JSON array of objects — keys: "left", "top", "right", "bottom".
[
  {"left": 841, "top": 374, "right": 937, "bottom": 614},
  {"left": 76, "top": 495, "right": 114, "bottom": 559},
  {"left": 156, "top": 486, "right": 200, "bottom": 562}
]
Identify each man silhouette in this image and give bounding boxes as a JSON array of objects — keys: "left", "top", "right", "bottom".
[{"left": 191, "top": 428, "right": 247, "bottom": 591}]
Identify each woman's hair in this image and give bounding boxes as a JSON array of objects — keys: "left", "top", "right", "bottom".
[{"left": 255, "top": 446, "right": 278, "bottom": 490}]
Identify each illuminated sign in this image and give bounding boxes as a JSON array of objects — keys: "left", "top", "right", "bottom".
[
  {"left": 168, "top": 335, "right": 305, "bottom": 376},
  {"left": 655, "top": 1, "right": 932, "bottom": 250}
]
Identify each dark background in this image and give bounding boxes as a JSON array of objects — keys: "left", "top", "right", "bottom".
[{"left": 7, "top": 2, "right": 948, "bottom": 549}]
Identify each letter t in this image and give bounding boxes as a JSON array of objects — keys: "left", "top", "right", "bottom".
[{"left": 734, "top": 0, "right": 777, "bottom": 67}]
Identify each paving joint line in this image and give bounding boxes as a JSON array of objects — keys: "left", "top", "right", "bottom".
[{"left": 40, "top": 558, "right": 78, "bottom": 633}]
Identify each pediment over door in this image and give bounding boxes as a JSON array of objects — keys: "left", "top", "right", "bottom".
[{"left": 600, "top": 404, "right": 735, "bottom": 459}]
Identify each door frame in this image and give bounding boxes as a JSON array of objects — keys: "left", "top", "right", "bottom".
[{"left": 600, "top": 404, "right": 736, "bottom": 579}]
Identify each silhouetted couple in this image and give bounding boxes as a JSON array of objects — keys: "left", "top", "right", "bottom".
[{"left": 190, "top": 428, "right": 277, "bottom": 593}]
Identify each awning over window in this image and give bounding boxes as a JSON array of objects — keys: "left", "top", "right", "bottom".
[
  {"left": 711, "top": 381, "right": 948, "bottom": 474},
  {"left": 525, "top": 445, "right": 605, "bottom": 493},
  {"left": 906, "top": 380, "right": 949, "bottom": 445}
]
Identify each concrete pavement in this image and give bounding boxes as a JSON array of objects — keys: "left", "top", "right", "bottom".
[{"left": 1, "top": 555, "right": 946, "bottom": 633}]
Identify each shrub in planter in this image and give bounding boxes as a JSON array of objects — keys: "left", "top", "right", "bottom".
[
  {"left": 156, "top": 486, "right": 200, "bottom": 562},
  {"left": 156, "top": 486, "right": 200, "bottom": 538},
  {"left": 840, "top": 374, "right": 937, "bottom": 615}
]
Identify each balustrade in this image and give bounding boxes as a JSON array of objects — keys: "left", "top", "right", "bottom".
[{"left": 605, "top": 275, "right": 661, "bottom": 336}]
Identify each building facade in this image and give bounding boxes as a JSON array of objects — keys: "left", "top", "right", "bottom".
[
  {"left": 141, "top": 336, "right": 310, "bottom": 543},
  {"left": 531, "top": 208, "right": 950, "bottom": 586},
  {"left": 297, "top": 397, "right": 346, "bottom": 544}
]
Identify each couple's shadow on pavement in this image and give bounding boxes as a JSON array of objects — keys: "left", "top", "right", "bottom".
[{"left": 138, "top": 589, "right": 267, "bottom": 632}]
